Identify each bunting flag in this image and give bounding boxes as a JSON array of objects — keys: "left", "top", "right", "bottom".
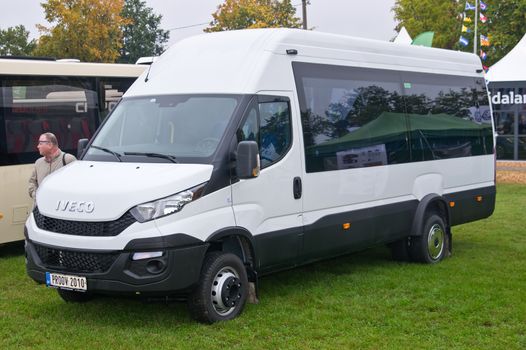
[
  {"left": 458, "top": 2, "right": 491, "bottom": 53},
  {"left": 483, "top": 65, "right": 489, "bottom": 72},
  {"left": 462, "top": 25, "right": 472, "bottom": 33},
  {"left": 465, "top": 2, "right": 476, "bottom": 11},
  {"left": 459, "top": 36, "right": 470, "bottom": 46},
  {"left": 480, "top": 35, "right": 490, "bottom": 46}
]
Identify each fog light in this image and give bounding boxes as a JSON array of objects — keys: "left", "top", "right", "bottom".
[
  {"left": 146, "top": 259, "right": 166, "bottom": 274},
  {"left": 132, "top": 251, "right": 163, "bottom": 261}
]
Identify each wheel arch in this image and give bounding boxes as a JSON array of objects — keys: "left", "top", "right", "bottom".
[
  {"left": 205, "top": 227, "right": 257, "bottom": 272},
  {"left": 411, "top": 193, "right": 451, "bottom": 237}
]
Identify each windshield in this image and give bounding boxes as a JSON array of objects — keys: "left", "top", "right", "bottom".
[{"left": 85, "top": 95, "right": 240, "bottom": 162}]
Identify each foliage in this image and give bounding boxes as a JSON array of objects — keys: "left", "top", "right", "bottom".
[
  {"left": 1, "top": 183, "right": 525, "bottom": 349},
  {"left": 35, "top": 0, "right": 129, "bottom": 62},
  {"left": 393, "top": 0, "right": 462, "bottom": 49},
  {"left": 484, "top": 0, "right": 526, "bottom": 66},
  {"left": 0, "top": 25, "right": 37, "bottom": 56},
  {"left": 393, "top": 0, "right": 526, "bottom": 66},
  {"left": 119, "top": 0, "right": 169, "bottom": 64},
  {"left": 205, "top": 0, "right": 302, "bottom": 33}
]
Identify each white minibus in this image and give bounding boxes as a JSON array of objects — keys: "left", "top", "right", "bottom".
[{"left": 25, "top": 29, "right": 496, "bottom": 323}]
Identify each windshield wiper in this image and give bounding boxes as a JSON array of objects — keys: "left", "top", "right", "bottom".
[
  {"left": 90, "top": 145, "right": 122, "bottom": 162},
  {"left": 124, "top": 152, "right": 178, "bottom": 163}
]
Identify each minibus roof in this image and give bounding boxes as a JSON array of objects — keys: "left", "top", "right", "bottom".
[{"left": 125, "top": 28, "right": 483, "bottom": 97}]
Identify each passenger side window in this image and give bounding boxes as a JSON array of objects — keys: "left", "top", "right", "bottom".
[
  {"left": 293, "top": 62, "right": 408, "bottom": 172},
  {"left": 401, "top": 73, "right": 493, "bottom": 161},
  {"left": 0, "top": 76, "right": 97, "bottom": 159},
  {"left": 238, "top": 98, "right": 292, "bottom": 168}
]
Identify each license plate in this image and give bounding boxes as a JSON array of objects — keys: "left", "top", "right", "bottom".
[{"left": 46, "top": 272, "right": 87, "bottom": 291}]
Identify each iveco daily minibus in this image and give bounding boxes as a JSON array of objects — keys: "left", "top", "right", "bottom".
[{"left": 25, "top": 29, "right": 496, "bottom": 323}]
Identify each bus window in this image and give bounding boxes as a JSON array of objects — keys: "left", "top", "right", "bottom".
[
  {"left": 99, "top": 78, "right": 136, "bottom": 122},
  {"left": 0, "top": 76, "right": 97, "bottom": 162},
  {"left": 401, "top": 73, "right": 493, "bottom": 161}
]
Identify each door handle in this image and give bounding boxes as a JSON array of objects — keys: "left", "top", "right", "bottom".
[{"left": 293, "top": 177, "right": 302, "bottom": 199}]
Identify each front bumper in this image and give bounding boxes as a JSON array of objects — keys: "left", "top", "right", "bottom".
[{"left": 25, "top": 238, "right": 208, "bottom": 296}]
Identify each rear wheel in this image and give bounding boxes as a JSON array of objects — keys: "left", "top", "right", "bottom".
[
  {"left": 57, "top": 289, "right": 93, "bottom": 303},
  {"left": 409, "top": 212, "right": 449, "bottom": 264},
  {"left": 188, "top": 252, "right": 248, "bottom": 323}
]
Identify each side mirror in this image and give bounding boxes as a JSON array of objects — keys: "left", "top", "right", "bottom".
[
  {"left": 236, "top": 141, "right": 260, "bottom": 179},
  {"left": 77, "top": 138, "right": 89, "bottom": 159}
]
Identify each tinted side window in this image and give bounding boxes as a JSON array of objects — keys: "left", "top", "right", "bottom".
[
  {"left": 293, "top": 62, "right": 408, "bottom": 173},
  {"left": 0, "top": 76, "right": 97, "bottom": 166},
  {"left": 237, "top": 98, "right": 292, "bottom": 168},
  {"left": 98, "top": 77, "right": 136, "bottom": 122},
  {"left": 259, "top": 101, "right": 292, "bottom": 167},
  {"left": 402, "top": 73, "right": 493, "bottom": 161}
]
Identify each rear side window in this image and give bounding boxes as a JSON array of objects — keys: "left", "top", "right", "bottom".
[
  {"left": 401, "top": 73, "right": 493, "bottom": 161},
  {"left": 237, "top": 97, "right": 292, "bottom": 168}
]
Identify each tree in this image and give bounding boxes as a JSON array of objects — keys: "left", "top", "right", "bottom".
[
  {"left": 119, "top": 0, "right": 169, "bottom": 63},
  {"left": 35, "top": 0, "right": 129, "bottom": 62},
  {"left": 0, "top": 25, "right": 37, "bottom": 56},
  {"left": 205, "top": 0, "right": 302, "bottom": 33},
  {"left": 393, "top": 0, "right": 526, "bottom": 66},
  {"left": 393, "top": 0, "right": 462, "bottom": 49},
  {"left": 484, "top": 0, "right": 526, "bottom": 66}
]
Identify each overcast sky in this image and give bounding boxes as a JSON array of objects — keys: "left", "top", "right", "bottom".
[{"left": 0, "top": 0, "right": 398, "bottom": 47}]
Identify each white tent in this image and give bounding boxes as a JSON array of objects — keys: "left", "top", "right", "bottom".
[
  {"left": 486, "top": 33, "right": 526, "bottom": 82},
  {"left": 393, "top": 27, "right": 412, "bottom": 45}
]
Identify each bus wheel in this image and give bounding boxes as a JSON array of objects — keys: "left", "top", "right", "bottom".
[
  {"left": 57, "top": 289, "right": 93, "bottom": 303},
  {"left": 188, "top": 252, "right": 248, "bottom": 323},
  {"left": 409, "top": 212, "right": 449, "bottom": 264}
]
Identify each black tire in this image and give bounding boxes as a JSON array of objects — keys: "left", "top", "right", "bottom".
[
  {"left": 188, "top": 252, "right": 248, "bottom": 323},
  {"left": 389, "top": 237, "right": 411, "bottom": 262},
  {"left": 409, "top": 212, "right": 449, "bottom": 264},
  {"left": 57, "top": 289, "right": 93, "bottom": 303}
]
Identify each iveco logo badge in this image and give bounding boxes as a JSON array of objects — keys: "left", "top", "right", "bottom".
[{"left": 56, "top": 200, "right": 95, "bottom": 213}]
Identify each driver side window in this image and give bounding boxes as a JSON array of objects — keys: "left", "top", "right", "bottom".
[{"left": 237, "top": 98, "right": 292, "bottom": 168}]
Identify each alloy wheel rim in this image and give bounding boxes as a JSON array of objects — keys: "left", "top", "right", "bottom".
[{"left": 427, "top": 224, "right": 445, "bottom": 260}]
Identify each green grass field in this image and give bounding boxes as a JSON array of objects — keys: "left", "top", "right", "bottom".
[{"left": 1, "top": 184, "right": 525, "bottom": 350}]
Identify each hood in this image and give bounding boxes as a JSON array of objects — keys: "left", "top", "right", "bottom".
[{"left": 36, "top": 161, "right": 213, "bottom": 221}]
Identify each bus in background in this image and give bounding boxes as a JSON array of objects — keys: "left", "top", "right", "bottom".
[{"left": 0, "top": 58, "right": 146, "bottom": 244}]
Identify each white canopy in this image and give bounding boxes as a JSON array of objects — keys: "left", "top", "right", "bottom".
[
  {"left": 486, "top": 33, "right": 526, "bottom": 82},
  {"left": 393, "top": 27, "right": 412, "bottom": 45}
]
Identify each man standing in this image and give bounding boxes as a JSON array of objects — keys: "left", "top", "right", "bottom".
[{"left": 28, "top": 132, "right": 76, "bottom": 199}]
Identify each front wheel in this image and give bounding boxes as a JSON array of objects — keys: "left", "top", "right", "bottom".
[
  {"left": 409, "top": 213, "right": 449, "bottom": 264},
  {"left": 188, "top": 252, "right": 249, "bottom": 323}
]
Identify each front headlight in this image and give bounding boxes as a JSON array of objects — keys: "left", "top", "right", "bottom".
[{"left": 130, "top": 183, "right": 206, "bottom": 223}]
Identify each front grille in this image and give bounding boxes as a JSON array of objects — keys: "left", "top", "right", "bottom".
[
  {"left": 33, "top": 243, "right": 118, "bottom": 273},
  {"left": 33, "top": 207, "right": 136, "bottom": 237}
]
